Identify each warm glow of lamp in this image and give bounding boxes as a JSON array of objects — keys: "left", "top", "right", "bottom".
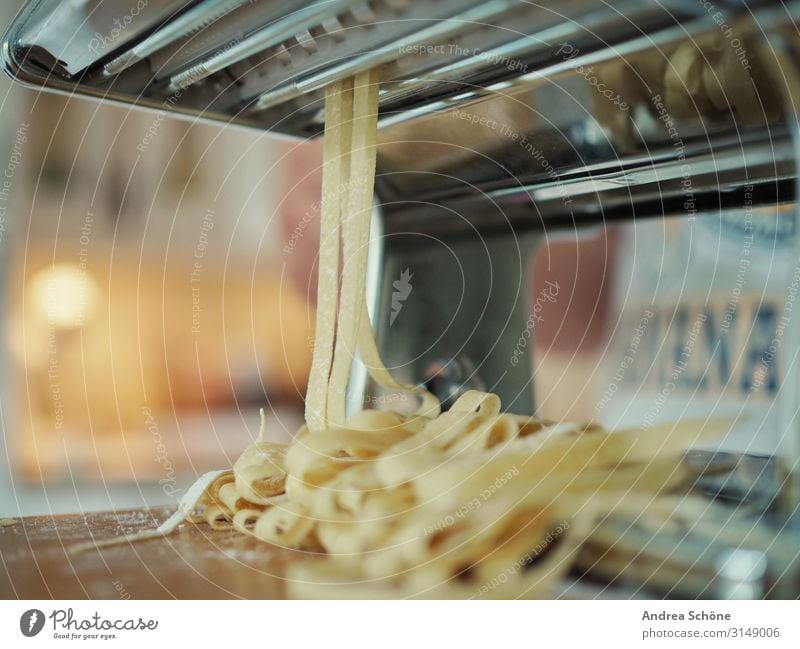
[{"left": 28, "top": 264, "right": 98, "bottom": 328}]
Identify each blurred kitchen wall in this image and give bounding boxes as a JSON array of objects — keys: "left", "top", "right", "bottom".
[{"left": 0, "top": 0, "right": 320, "bottom": 516}]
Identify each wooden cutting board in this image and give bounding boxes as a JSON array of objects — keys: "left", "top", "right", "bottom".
[{"left": 0, "top": 508, "right": 304, "bottom": 599}]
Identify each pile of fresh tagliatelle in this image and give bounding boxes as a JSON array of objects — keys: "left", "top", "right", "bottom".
[{"left": 77, "top": 70, "right": 724, "bottom": 598}]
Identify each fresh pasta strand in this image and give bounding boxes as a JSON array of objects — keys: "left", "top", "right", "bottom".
[
  {"left": 68, "top": 469, "right": 228, "bottom": 553},
  {"left": 305, "top": 78, "right": 352, "bottom": 434},
  {"left": 358, "top": 303, "right": 441, "bottom": 419},
  {"left": 326, "top": 69, "right": 379, "bottom": 426}
]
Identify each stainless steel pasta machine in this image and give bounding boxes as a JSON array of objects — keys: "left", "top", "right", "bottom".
[{"left": 4, "top": 0, "right": 800, "bottom": 597}]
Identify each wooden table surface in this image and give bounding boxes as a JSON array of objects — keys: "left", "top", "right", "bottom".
[
  {"left": 0, "top": 509, "right": 649, "bottom": 600},
  {"left": 0, "top": 508, "right": 304, "bottom": 599}
]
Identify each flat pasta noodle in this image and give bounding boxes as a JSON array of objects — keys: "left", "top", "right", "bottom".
[
  {"left": 305, "top": 78, "right": 352, "bottom": 433},
  {"left": 74, "top": 69, "right": 728, "bottom": 598},
  {"left": 326, "top": 70, "right": 379, "bottom": 426}
]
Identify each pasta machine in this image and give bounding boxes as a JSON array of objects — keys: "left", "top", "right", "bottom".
[{"left": 3, "top": 0, "right": 800, "bottom": 597}]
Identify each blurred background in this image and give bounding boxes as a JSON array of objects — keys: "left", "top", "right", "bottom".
[
  {"left": 0, "top": 0, "right": 319, "bottom": 515},
  {"left": 0, "top": 1, "right": 612, "bottom": 517}
]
